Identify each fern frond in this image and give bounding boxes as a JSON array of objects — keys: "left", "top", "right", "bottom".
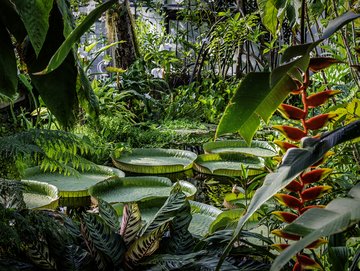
[{"left": 0, "top": 129, "right": 98, "bottom": 177}]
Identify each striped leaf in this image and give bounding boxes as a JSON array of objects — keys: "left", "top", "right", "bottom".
[
  {"left": 125, "top": 222, "right": 169, "bottom": 268},
  {"left": 62, "top": 245, "right": 92, "bottom": 271},
  {"left": 24, "top": 240, "right": 57, "bottom": 270},
  {"left": 120, "top": 203, "right": 142, "bottom": 246},
  {"left": 142, "top": 183, "right": 187, "bottom": 235},
  {"left": 98, "top": 198, "right": 120, "bottom": 230},
  {"left": 82, "top": 213, "right": 125, "bottom": 268}
]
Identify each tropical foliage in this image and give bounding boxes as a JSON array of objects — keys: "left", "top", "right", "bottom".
[{"left": 0, "top": 0, "right": 360, "bottom": 271}]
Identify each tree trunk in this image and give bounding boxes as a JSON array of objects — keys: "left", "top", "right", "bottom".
[{"left": 105, "top": 0, "right": 139, "bottom": 70}]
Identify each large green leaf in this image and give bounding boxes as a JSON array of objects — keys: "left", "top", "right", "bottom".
[
  {"left": 22, "top": 180, "right": 59, "bottom": 209},
  {"left": 89, "top": 177, "right": 196, "bottom": 203},
  {"left": 194, "top": 153, "right": 265, "bottom": 177},
  {"left": 36, "top": 0, "right": 117, "bottom": 74},
  {"left": 0, "top": 0, "right": 26, "bottom": 42},
  {"left": 13, "top": 0, "right": 53, "bottom": 56},
  {"left": 112, "top": 148, "right": 197, "bottom": 174},
  {"left": 271, "top": 184, "right": 360, "bottom": 271},
  {"left": 217, "top": 120, "right": 360, "bottom": 269},
  {"left": 0, "top": 23, "right": 17, "bottom": 98},
  {"left": 24, "top": 165, "right": 124, "bottom": 198},
  {"left": 203, "top": 140, "right": 277, "bottom": 157}
]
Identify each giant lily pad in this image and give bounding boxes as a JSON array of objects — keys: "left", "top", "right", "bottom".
[
  {"left": 203, "top": 140, "right": 277, "bottom": 157},
  {"left": 112, "top": 148, "right": 197, "bottom": 174},
  {"left": 23, "top": 165, "right": 125, "bottom": 197},
  {"left": 194, "top": 153, "right": 265, "bottom": 177},
  {"left": 22, "top": 180, "right": 59, "bottom": 209},
  {"left": 89, "top": 176, "right": 197, "bottom": 203},
  {"left": 113, "top": 199, "right": 221, "bottom": 237}
]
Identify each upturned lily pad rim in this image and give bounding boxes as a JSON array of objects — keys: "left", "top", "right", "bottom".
[
  {"left": 23, "top": 165, "right": 125, "bottom": 198},
  {"left": 203, "top": 140, "right": 277, "bottom": 157},
  {"left": 111, "top": 148, "right": 197, "bottom": 174},
  {"left": 22, "top": 180, "right": 59, "bottom": 209},
  {"left": 89, "top": 176, "right": 197, "bottom": 204},
  {"left": 193, "top": 153, "right": 265, "bottom": 177}
]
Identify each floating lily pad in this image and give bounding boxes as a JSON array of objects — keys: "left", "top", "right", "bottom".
[
  {"left": 189, "top": 200, "right": 222, "bottom": 236},
  {"left": 203, "top": 140, "right": 277, "bottom": 157},
  {"left": 194, "top": 153, "right": 265, "bottom": 177},
  {"left": 89, "top": 177, "right": 196, "bottom": 203},
  {"left": 112, "top": 148, "right": 197, "bottom": 174},
  {"left": 113, "top": 199, "right": 221, "bottom": 237},
  {"left": 22, "top": 180, "right": 59, "bottom": 209},
  {"left": 24, "top": 165, "right": 125, "bottom": 197}
]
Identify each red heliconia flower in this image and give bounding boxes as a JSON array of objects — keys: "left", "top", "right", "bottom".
[
  {"left": 304, "top": 113, "right": 336, "bottom": 130},
  {"left": 272, "top": 229, "right": 301, "bottom": 240},
  {"left": 271, "top": 243, "right": 290, "bottom": 252},
  {"left": 308, "top": 57, "right": 343, "bottom": 72},
  {"left": 285, "top": 180, "right": 303, "bottom": 192},
  {"left": 296, "top": 254, "right": 322, "bottom": 269},
  {"left": 306, "top": 238, "right": 328, "bottom": 249},
  {"left": 278, "top": 104, "right": 306, "bottom": 120},
  {"left": 300, "top": 205, "right": 326, "bottom": 214},
  {"left": 272, "top": 211, "right": 299, "bottom": 223},
  {"left": 306, "top": 90, "right": 341, "bottom": 108},
  {"left": 293, "top": 262, "right": 302, "bottom": 271},
  {"left": 273, "top": 125, "right": 307, "bottom": 142},
  {"left": 274, "top": 193, "right": 303, "bottom": 209},
  {"left": 300, "top": 168, "right": 332, "bottom": 184},
  {"left": 301, "top": 186, "right": 332, "bottom": 201},
  {"left": 274, "top": 140, "right": 298, "bottom": 152}
]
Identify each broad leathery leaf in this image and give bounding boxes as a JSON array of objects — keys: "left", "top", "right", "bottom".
[
  {"left": 321, "top": 11, "right": 360, "bottom": 40},
  {"left": 83, "top": 213, "right": 125, "bottom": 267},
  {"left": 98, "top": 198, "right": 119, "bottom": 230},
  {"left": 56, "top": 0, "right": 75, "bottom": 37},
  {"left": 0, "top": 23, "right": 17, "bottom": 98},
  {"left": 120, "top": 203, "right": 142, "bottom": 246},
  {"left": 270, "top": 183, "right": 360, "bottom": 271},
  {"left": 13, "top": 0, "right": 54, "bottom": 56},
  {"left": 217, "top": 120, "right": 360, "bottom": 270},
  {"left": 125, "top": 222, "right": 169, "bottom": 268},
  {"left": 0, "top": 0, "right": 27, "bottom": 42},
  {"left": 36, "top": 0, "right": 117, "bottom": 74},
  {"left": 26, "top": 5, "right": 78, "bottom": 128}
]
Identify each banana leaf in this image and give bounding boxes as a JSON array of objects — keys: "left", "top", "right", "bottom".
[
  {"left": 22, "top": 180, "right": 59, "bottom": 209},
  {"left": 24, "top": 165, "right": 124, "bottom": 197},
  {"left": 203, "top": 140, "right": 277, "bottom": 157},
  {"left": 194, "top": 153, "right": 265, "bottom": 177},
  {"left": 89, "top": 177, "right": 196, "bottom": 204},
  {"left": 112, "top": 148, "right": 197, "bottom": 174}
]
